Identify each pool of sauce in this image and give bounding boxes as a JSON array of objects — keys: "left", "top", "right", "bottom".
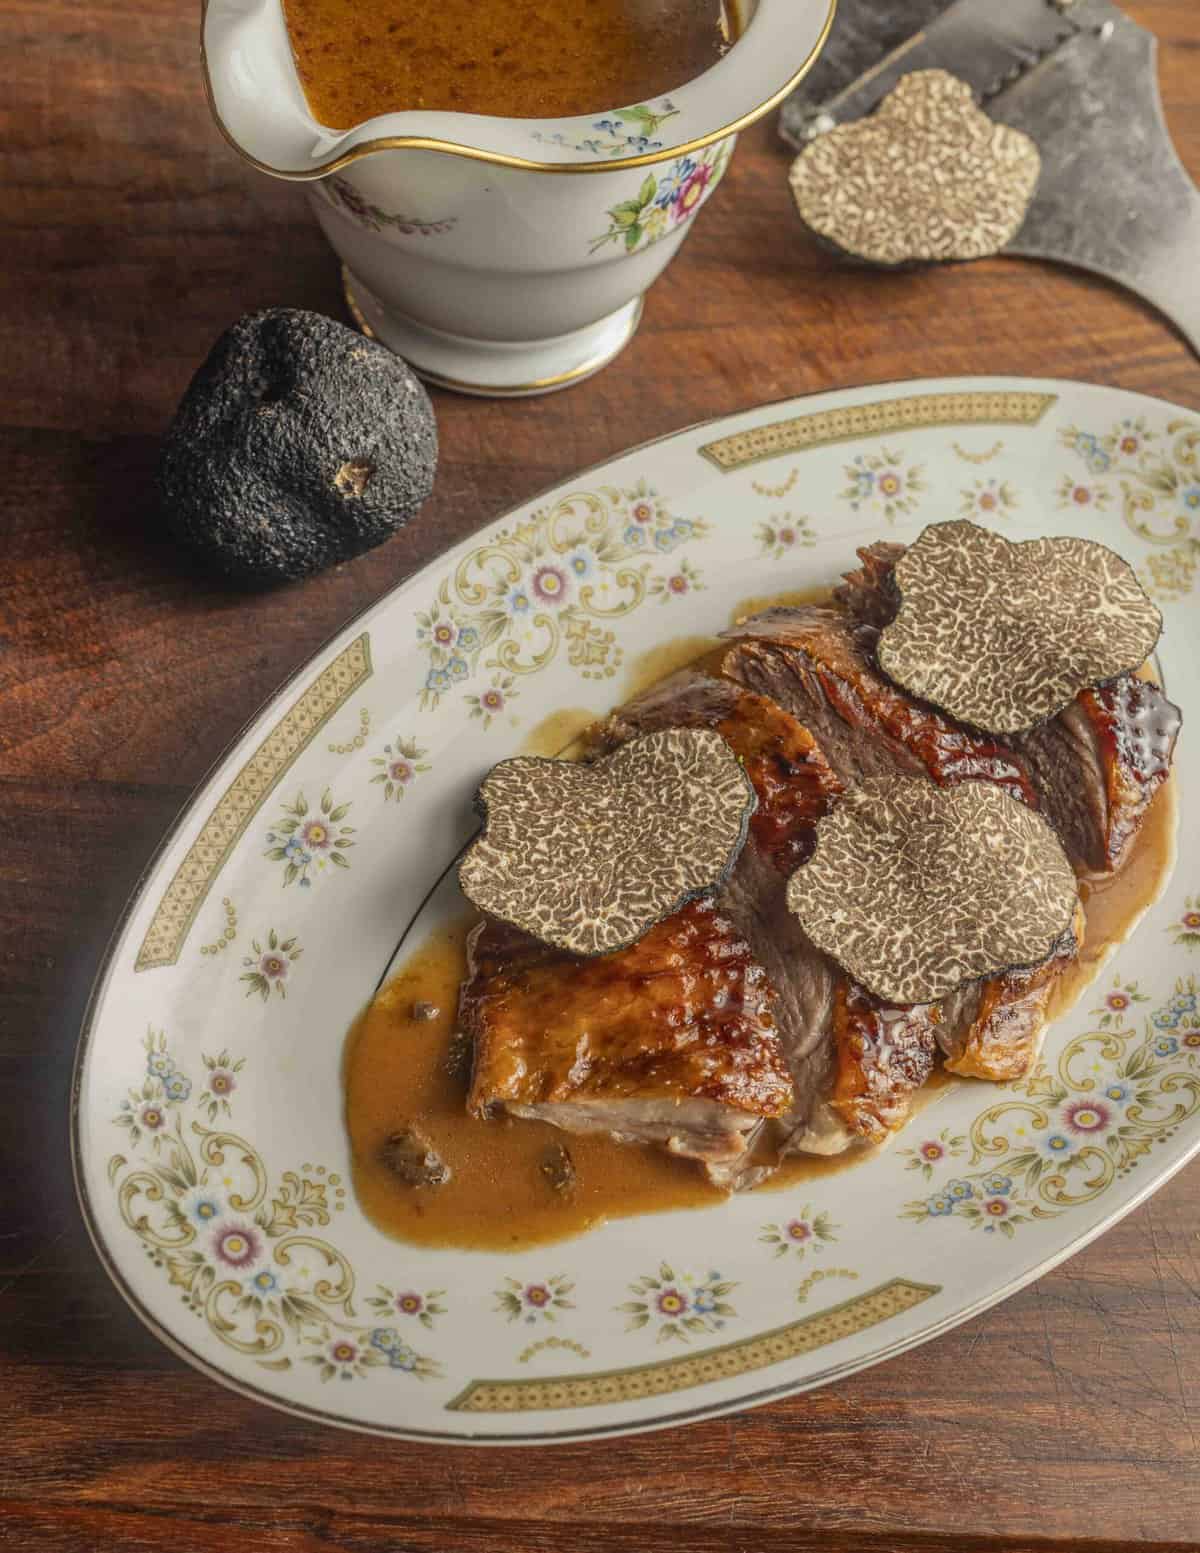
[
  {"left": 283, "top": 0, "right": 738, "bottom": 130},
  {"left": 343, "top": 618, "right": 1178, "bottom": 1251}
]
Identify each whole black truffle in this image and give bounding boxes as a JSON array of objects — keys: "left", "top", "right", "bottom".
[{"left": 159, "top": 308, "right": 437, "bottom": 585}]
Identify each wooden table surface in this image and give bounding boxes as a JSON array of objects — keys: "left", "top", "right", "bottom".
[{"left": 3, "top": 2, "right": 1200, "bottom": 1548}]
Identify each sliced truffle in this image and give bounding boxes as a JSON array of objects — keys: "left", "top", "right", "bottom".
[
  {"left": 876, "top": 520, "right": 1163, "bottom": 734},
  {"left": 788, "top": 70, "right": 1040, "bottom": 266},
  {"left": 458, "top": 729, "right": 756, "bottom": 957},
  {"left": 785, "top": 777, "right": 1079, "bottom": 1006},
  {"left": 379, "top": 1125, "right": 451, "bottom": 1188},
  {"left": 159, "top": 308, "right": 437, "bottom": 586}
]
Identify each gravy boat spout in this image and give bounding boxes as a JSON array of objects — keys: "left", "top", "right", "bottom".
[{"left": 203, "top": 0, "right": 836, "bottom": 395}]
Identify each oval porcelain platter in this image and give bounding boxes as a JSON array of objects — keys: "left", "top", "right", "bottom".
[{"left": 74, "top": 377, "right": 1200, "bottom": 1443}]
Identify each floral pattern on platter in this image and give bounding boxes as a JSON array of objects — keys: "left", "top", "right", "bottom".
[
  {"left": 414, "top": 480, "right": 710, "bottom": 710},
  {"left": 366, "top": 1284, "right": 447, "bottom": 1331},
  {"left": 1056, "top": 473, "right": 1111, "bottom": 513},
  {"left": 108, "top": 1039, "right": 439, "bottom": 1381},
  {"left": 1170, "top": 897, "right": 1200, "bottom": 949},
  {"left": 532, "top": 99, "right": 679, "bottom": 159},
  {"left": 759, "top": 1206, "right": 838, "bottom": 1261},
  {"left": 370, "top": 736, "right": 430, "bottom": 802},
  {"left": 650, "top": 558, "right": 704, "bottom": 601},
  {"left": 618, "top": 1265, "right": 737, "bottom": 1343},
  {"left": 897, "top": 1127, "right": 967, "bottom": 1182},
  {"left": 320, "top": 175, "right": 457, "bottom": 237},
  {"left": 840, "top": 448, "right": 926, "bottom": 523},
  {"left": 494, "top": 1275, "right": 576, "bottom": 1325},
  {"left": 901, "top": 979, "right": 1200, "bottom": 1235},
  {"left": 589, "top": 141, "right": 731, "bottom": 255},
  {"left": 465, "top": 673, "right": 518, "bottom": 730},
  {"left": 1061, "top": 417, "right": 1200, "bottom": 599},
  {"left": 240, "top": 929, "right": 302, "bottom": 1002},
  {"left": 756, "top": 515, "right": 816, "bottom": 561},
  {"left": 265, "top": 790, "right": 355, "bottom": 888},
  {"left": 960, "top": 478, "right": 1017, "bottom": 521},
  {"left": 1092, "top": 977, "right": 1149, "bottom": 1028}
]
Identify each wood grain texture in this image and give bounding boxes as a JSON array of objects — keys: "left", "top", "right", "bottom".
[{"left": 1, "top": 1, "right": 1198, "bottom": 1547}]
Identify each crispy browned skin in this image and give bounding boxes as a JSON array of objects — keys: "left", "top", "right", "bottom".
[
  {"left": 1074, "top": 679, "right": 1179, "bottom": 872},
  {"left": 830, "top": 981, "right": 940, "bottom": 1143},
  {"left": 722, "top": 606, "right": 1038, "bottom": 807},
  {"left": 465, "top": 898, "right": 793, "bottom": 1122}
]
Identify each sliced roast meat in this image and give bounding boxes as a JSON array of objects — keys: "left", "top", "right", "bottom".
[
  {"left": 462, "top": 899, "right": 794, "bottom": 1168},
  {"left": 596, "top": 663, "right": 944, "bottom": 1172},
  {"left": 836, "top": 541, "right": 1182, "bottom": 876},
  {"left": 721, "top": 607, "right": 1037, "bottom": 806}
]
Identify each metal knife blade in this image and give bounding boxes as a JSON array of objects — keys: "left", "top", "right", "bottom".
[{"left": 783, "top": 0, "right": 1081, "bottom": 143}]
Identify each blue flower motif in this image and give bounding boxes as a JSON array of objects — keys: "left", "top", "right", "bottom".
[
  {"left": 1154, "top": 1035, "right": 1180, "bottom": 1057},
  {"left": 624, "top": 134, "right": 660, "bottom": 152},
  {"left": 653, "top": 528, "right": 679, "bottom": 553},
  {"left": 1102, "top": 1081, "right": 1133, "bottom": 1106},
  {"left": 623, "top": 524, "right": 646, "bottom": 549},
  {"left": 1038, "top": 1131, "right": 1076, "bottom": 1160},
  {"left": 594, "top": 118, "right": 622, "bottom": 133},
  {"left": 283, "top": 836, "right": 306, "bottom": 861},
  {"left": 456, "top": 625, "right": 480, "bottom": 653},
  {"left": 147, "top": 1051, "right": 175, "bottom": 1078},
  {"left": 1180, "top": 484, "right": 1200, "bottom": 512},
  {"left": 505, "top": 584, "right": 532, "bottom": 616},
  {"left": 566, "top": 548, "right": 593, "bottom": 579},
  {"left": 1074, "top": 432, "right": 1111, "bottom": 475},
  {"left": 979, "top": 1173, "right": 1012, "bottom": 1197},
  {"left": 164, "top": 1073, "right": 191, "bottom": 1102},
  {"left": 670, "top": 519, "right": 694, "bottom": 540},
  {"left": 946, "top": 1178, "right": 974, "bottom": 1201},
  {"left": 389, "top": 1348, "right": 418, "bottom": 1371},
  {"left": 1153, "top": 990, "right": 1196, "bottom": 1030},
  {"left": 182, "top": 1189, "right": 224, "bottom": 1227},
  {"left": 425, "top": 667, "right": 453, "bottom": 695},
  {"left": 246, "top": 1269, "right": 278, "bottom": 1297},
  {"left": 692, "top": 1288, "right": 717, "bottom": 1313},
  {"left": 926, "top": 1194, "right": 955, "bottom": 1216},
  {"left": 447, "top": 655, "right": 469, "bottom": 682},
  {"left": 369, "top": 1327, "right": 401, "bottom": 1354}
]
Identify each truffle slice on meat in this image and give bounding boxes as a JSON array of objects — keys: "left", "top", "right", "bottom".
[
  {"left": 459, "top": 728, "right": 756, "bottom": 957},
  {"left": 785, "top": 776, "right": 1080, "bottom": 1007},
  {"left": 836, "top": 540, "right": 1182, "bottom": 877},
  {"left": 462, "top": 898, "right": 794, "bottom": 1168},
  {"left": 876, "top": 520, "right": 1163, "bottom": 734}
]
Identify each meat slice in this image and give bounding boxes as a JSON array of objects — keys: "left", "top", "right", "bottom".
[
  {"left": 721, "top": 607, "right": 1037, "bottom": 806},
  {"left": 596, "top": 664, "right": 941, "bottom": 1166},
  {"left": 936, "top": 903, "right": 1084, "bottom": 1083},
  {"left": 463, "top": 898, "right": 794, "bottom": 1167},
  {"left": 836, "top": 541, "right": 1182, "bottom": 876}
]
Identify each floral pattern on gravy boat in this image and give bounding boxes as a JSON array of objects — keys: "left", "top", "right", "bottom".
[
  {"left": 75, "top": 377, "right": 1197, "bottom": 1443},
  {"left": 200, "top": 0, "right": 836, "bottom": 395}
]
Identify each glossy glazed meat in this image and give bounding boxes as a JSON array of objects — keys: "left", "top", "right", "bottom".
[
  {"left": 836, "top": 541, "right": 1182, "bottom": 877},
  {"left": 463, "top": 897, "right": 794, "bottom": 1167}
]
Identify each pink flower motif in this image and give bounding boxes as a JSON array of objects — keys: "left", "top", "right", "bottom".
[
  {"left": 524, "top": 1284, "right": 552, "bottom": 1309},
  {"left": 675, "top": 163, "right": 712, "bottom": 219},
  {"left": 389, "top": 759, "right": 415, "bottom": 784},
  {"left": 432, "top": 621, "right": 457, "bottom": 648},
  {"left": 139, "top": 1104, "right": 166, "bottom": 1132},
  {"left": 878, "top": 472, "right": 903, "bottom": 498},
  {"left": 208, "top": 1069, "right": 236, "bottom": 1097},
  {"left": 919, "top": 1141, "right": 944, "bottom": 1163},
  {"left": 300, "top": 819, "right": 332, "bottom": 852},
  {"left": 1119, "top": 434, "right": 1141, "bottom": 455},
  {"left": 630, "top": 499, "right": 655, "bottom": 525},
  {"left": 1061, "top": 1098, "right": 1111, "bottom": 1135},
  {"left": 667, "top": 574, "right": 688, "bottom": 595},
  {"left": 259, "top": 953, "right": 288, "bottom": 982},
  {"left": 656, "top": 1287, "right": 689, "bottom": 1316},
  {"left": 777, "top": 527, "right": 797, "bottom": 547},
  {"left": 328, "top": 1338, "right": 358, "bottom": 1365},
  {"left": 1182, "top": 911, "right": 1200, "bottom": 931},
  {"left": 983, "top": 1197, "right": 1009, "bottom": 1218},
  {"left": 978, "top": 491, "right": 997, "bottom": 511},
  {"left": 530, "top": 565, "right": 569, "bottom": 606},
  {"left": 1106, "top": 991, "right": 1130, "bottom": 1012},
  {"left": 481, "top": 689, "right": 505, "bottom": 713},
  {"left": 786, "top": 1219, "right": 813, "bottom": 1243},
  {"left": 1071, "top": 484, "right": 1093, "bottom": 506},
  {"left": 211, "top": 1221, "right": 263, "bottom": 1271},
  {"left": 395, "top": 1292, "right": 424, "bottom": 1316}
]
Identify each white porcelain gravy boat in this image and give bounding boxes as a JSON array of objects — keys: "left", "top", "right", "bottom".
[{"left": 203, "top": 0, "right": 836, "bottom": 395}]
